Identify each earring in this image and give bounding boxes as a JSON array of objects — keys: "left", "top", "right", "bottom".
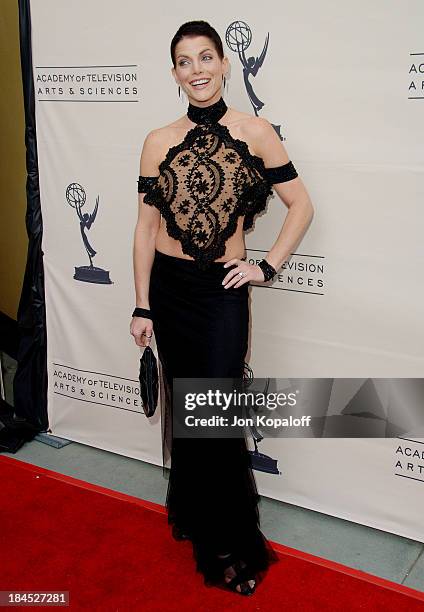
[
  {"left": 222, "top": 74, "right": 228, "bottom": 93},
  {"left": 178, "top": 84, "right": 186, "bottom": 104}
]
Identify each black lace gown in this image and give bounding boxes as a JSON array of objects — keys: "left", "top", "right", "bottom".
[{"left": 138, "top": 97, "right": 297, "bottom": 587}]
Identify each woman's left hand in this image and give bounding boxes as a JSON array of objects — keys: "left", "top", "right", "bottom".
[{"left": 221, "top": 258, "right": 265, "bottom": 289}]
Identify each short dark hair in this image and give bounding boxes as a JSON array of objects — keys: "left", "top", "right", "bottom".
[{"left": 170, "top": 20, "right": 224, "bottom": 68}]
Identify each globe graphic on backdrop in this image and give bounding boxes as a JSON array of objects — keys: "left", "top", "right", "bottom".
[
  {"left": 66, "top": 181, "right": 112, "bottom": 284},
  {"left": 225, "top": 21, "right": 252, "bottom": 53},
  {"left": 66, "top": 182, "right": 86, "bottom": 209}
]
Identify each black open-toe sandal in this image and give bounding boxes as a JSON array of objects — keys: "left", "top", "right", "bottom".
[{"left": 217, "top": 552, "right": 256, "bottom": 596}]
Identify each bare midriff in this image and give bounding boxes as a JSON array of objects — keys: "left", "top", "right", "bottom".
[{"left": 155, "top": 214, "right": 246, "bottom": 262}]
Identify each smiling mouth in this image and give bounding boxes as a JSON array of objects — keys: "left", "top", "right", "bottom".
[{"left": 190, "top": 79, "right": 211, "bottom": 89}]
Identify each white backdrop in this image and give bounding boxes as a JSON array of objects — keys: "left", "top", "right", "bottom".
[{"left": 29, "top": 0, "right": 424, "bottom": 542}]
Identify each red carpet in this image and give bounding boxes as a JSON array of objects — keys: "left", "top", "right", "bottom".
[{"left": 0, "top": 456, "right": 423, "bottom": 611}]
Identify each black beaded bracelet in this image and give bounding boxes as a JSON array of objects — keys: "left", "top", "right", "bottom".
[
  {"left": 258, "top": 259, "right": 277, "bottom": 282},
  {"left": 132, "top": 307, "right": 153, "bottom": 320}
]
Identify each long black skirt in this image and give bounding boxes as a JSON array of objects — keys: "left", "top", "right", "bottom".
[{"left": 149, "top": 249, "right": 279, "bottom": 586}]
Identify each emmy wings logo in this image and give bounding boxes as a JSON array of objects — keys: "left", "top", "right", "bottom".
[
  {"left": 225, "top": 20, "right": 284, "bottom": 141},
  {"left": 243, "top": 361, "right": 280, "bottom": 475},
  {"left": 66, "top": 182, "right": 112, "bottom": 284}
]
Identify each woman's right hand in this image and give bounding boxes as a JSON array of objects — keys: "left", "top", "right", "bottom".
[{"left": 130, "top": 316, "right": 154, "bottom": 348}]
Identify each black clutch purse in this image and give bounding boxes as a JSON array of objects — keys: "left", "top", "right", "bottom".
[{"left": 139, "top": 346, "right": 158, "bottom": 417}]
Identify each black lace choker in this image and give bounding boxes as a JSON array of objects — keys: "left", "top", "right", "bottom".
[{"left": 187, "top": 96, "right": 228, "bottom": 125}]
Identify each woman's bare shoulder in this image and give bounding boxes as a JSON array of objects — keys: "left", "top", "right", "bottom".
[
  {"left": 149, "top": 115, "right": 191, "bottom": 139},
  {"left": 222, "top": 108, "right": 272, "bottom": 156},
  {"left": 226, "top": 108, "right": 270, "bottom": 134},
  {"left": 233, "top": 112, "right": 289, "bottom": 164},
  {"left": 140, "top": 120, "right": 180, "bottom": 169},
  {"left": 145, "top": 117, "right": 191, "bottom": 158}
]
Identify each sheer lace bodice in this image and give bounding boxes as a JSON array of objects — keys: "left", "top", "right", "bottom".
[{"left": 138, "top": 98, "right": 298, "bottom": 270}]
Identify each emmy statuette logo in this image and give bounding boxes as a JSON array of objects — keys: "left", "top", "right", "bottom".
[
  {"left": 225, "top": 20, "right": 285, "bottom": 141},
  {"left": 243, "top": 362, "right": 280, "bottom": 475},
  {"left": 66, "top": 182, "right": 112, "bottom": 284}
]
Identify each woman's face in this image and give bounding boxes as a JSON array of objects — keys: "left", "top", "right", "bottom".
[{"left": 172, "top": 35, "right": 228, "bottom": 107}]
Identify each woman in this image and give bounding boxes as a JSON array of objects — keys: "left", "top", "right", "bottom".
[{"left": 130, "top": 20, "right": 314, "bottom": 596}]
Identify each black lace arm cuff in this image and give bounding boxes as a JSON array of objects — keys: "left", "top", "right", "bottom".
[
  {"left": 264, "top": 161, "right": 298, "bottom": 185},
  {"left": 138, "top": 175, "right": 159, "bottom": 194}
]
